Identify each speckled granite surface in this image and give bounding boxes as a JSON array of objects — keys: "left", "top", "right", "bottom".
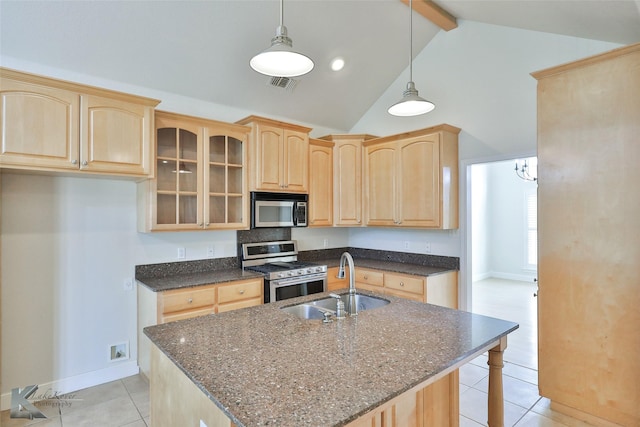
[
  {"left": 136, "top": 268, "right": 264, "bottom": 292},
  {"left": 298, "top": 247, "right": 460, "bottom": 274},
  {"left": 136, "top": 248, "right": 459, "bottom": 292},
  {"left": 144, "top": 291, "right": 518, "bottom": 427}
]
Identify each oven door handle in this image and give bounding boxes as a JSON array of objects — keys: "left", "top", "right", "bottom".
[{"left": 270, "top": 272, "right": 327, "bottom": 287}]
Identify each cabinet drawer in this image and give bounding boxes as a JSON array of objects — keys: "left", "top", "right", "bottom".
[
  {"left": 356, "top": 268, "right": 384, "bottom": 287},
  {"left": 385, "top": 273, "right": 424, "bottom": 295},
  {"left": 160, "top": 285, "right": 216, "bottom": 314},
  {"left": 160, "top": 306, "right": 215, "bottom": 324},
  {"left": 218, "top": 297, "right": 262, "bottom": 313},
  {"left": 217, "top": 279, "right": 262, "bottom": 304}
]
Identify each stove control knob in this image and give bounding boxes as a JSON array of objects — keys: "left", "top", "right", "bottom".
[
  {"left": 289, "top": 271, "right": 296, "bottom": 276},
  {"left": 305, "top": 268, "right": 313, "bottom": 274},
  {"left": 277, "top": 273, "right": 286, "bottom": 278}
]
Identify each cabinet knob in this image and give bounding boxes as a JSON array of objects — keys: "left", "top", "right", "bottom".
[
  {"left": 239, "top": 289, "right": 245, "bottom": 295},
  {"left": 71, "top": 159, "right": 78, "bottom": 165},
  {"left": 188, "top": 298, "right": 193, "bottom": 304},
  {"left": 205, "top": 223, "right": 210, "bottom": 227},
  {"left": 364, "top": 275, "right": 368, "bottom": 280},
  {"left": 82, "top": 160, "right": 88, "bottom": 166},
  {"left": 400, "top": 282, "right": 405, "bottom": 287}
]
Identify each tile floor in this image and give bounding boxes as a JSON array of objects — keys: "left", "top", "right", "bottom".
[
  {"left": 2, "top": 278, "right": 593, "bottom": 426},
  {"left": 460, "top": 278, "right": 592, "bottom": 426}
]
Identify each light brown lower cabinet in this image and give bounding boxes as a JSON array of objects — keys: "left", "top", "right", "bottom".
[
  {"left": 345, "top": 371, "right": 459, "bottom": 427},
  {"left": 137, "top": 277, "right": 263, "bottom": 377},
  {"left": 356, "top": 267, "right": 458, "bottom": 309},
  {"left": 327, "top": 266, "right": 349, "bottom": 291},
  {"left": 150, "top": 344, "right": 458, "bottom": 427}
]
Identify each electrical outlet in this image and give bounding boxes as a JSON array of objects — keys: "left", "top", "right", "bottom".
[
  {"left": 424, "top": 242, "right": 432, "bottom": 254},
  {"left": 109, "top": 342, "right": 129, "bottom": 362},
  {"left": 207, "top": 246, "right": 215, "bottom": 257},
  {"left": 123, "top": 278, "right": 134, "bottom": 291},
  {"left": 323, "top": 239, "right": 329, "bottom": 248},
  {"left": 404, "top": 241, "right": 410, "bottom": 250},
  {"left": 177, "top": 247, "right": 186, "bottom": 260}
]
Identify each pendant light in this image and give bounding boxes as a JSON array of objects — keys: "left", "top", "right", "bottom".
[
  {"left": 388, "top": 0, "right": 435, "bottom": 116},
  {"left": 250, "top": 0, "right": 314, "bottom": 77}
]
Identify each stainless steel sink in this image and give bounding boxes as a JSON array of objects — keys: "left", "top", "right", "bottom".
[
  {"left": 280, "top": 303, "right": 327, "bottom": 320},
  {"left": 280, "top": 293, "right": 390, "bottom": 320}
]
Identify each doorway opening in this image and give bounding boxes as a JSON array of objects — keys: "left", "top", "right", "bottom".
[{"left": 468, "top": 157, "right": 538, "bottom": 371}]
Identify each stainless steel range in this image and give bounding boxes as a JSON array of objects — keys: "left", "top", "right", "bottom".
[{"left": 241, "top": 240, "right": 327, "bottom": 303}]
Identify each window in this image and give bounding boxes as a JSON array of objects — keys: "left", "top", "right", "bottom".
[{"left": 525, "top": 189, "right": 537, "bottom": 268}]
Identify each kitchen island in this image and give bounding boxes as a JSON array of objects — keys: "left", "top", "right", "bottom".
[{"left": 144, "top": 290, "right": 518, "bottom": 427}]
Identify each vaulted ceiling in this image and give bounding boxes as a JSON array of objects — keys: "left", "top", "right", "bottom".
[{"left": 1, "top": 1, "right": 639, "bottom": 131}]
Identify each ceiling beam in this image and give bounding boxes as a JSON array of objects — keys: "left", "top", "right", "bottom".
[{"left": 400, "top": 0, "right": 458, "bottom": 31}]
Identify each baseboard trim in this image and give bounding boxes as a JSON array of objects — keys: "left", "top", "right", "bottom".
[
  {"left": 486, "top": 272, "right": 536, "bottom": 283},
  {"left": 1, "top": 361, "right": 139, "bottom": 411}
]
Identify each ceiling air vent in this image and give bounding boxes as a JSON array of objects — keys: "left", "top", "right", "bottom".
[{"left": 268, "top": 76, "right": 298, "bottom": 92}]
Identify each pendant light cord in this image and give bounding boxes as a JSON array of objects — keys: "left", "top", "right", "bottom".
[
  {"left": 280, "top": 0, "right": 284, "bottom": 28},
  {"left": 409, "top": 0, "right": 413, "bottom": 83}
]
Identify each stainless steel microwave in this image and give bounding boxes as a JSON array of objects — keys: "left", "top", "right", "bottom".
[{"left": 250, "top": 192, "right": 308, "bottom": 228}]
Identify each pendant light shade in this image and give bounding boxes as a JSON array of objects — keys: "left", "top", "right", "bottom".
[
  {"left": 250, "top": 1, "right": 314, "bottom": 77},
  {"left": 388, "top": 0, "right": 434, "bottom": 117},
  {"left": 388, "top": 81, "right": 435, "bottom": 116}
]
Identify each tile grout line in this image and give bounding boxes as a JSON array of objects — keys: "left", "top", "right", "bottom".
[
  {"left": 120, "top": 378, "right": 147, "bottom": 426},
  {"left": 511, "top": 395, "right": 544, "bottom": 426}
]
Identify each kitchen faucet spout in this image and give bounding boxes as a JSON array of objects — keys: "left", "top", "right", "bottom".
[{"left": 338, "top": 252, "right": 357, "bottom": 316}]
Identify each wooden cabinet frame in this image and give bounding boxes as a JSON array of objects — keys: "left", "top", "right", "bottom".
[
  {"left": 138, "top": 111, "right": 250, "bottom": 232},
  {"left": 0, "top": 67, "right": 159, "bottom": 177},
  {"left": 236, "top": 115, "right": 311, "bottom": 193},
  {"left": 363, "top": 124, "right": 459, "bottom": 229}
]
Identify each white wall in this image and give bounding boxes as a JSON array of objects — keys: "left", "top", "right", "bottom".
[
  {"left": 471, "top": 163, "right": 490, "bottom": 281},
  {"left": 488, "top": 160, "right": 538, "bottom": 281},
  {"left": 472, "top": 159, "right": 538, "bottom": 283},
  {"left": 0, "top": 20, "right": 623, "bottom": 406},
  {"left": 350, "top": 20, "right": 620, "bottom": 308}
]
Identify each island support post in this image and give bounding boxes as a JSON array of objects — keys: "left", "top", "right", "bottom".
[{"left": 487, "top": 336, "right": 508, "bottom": 427}]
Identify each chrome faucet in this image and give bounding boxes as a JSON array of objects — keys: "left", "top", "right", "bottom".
[{"left": 337, "top": 252, "right": 357, "bottom": 316}]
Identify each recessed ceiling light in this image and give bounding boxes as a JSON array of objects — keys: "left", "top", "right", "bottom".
[{"left": 331, "top": 57, "right": 345, "bottom": 71}]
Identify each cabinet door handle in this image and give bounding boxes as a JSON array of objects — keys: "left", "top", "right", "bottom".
[
  {"left": 400, "top": 282, "right": 405, "bottom": 287},
  {"left": 239, "top": 289, "right": 245, "bottom": 295},
  {"left": 188, "top": 298, "right": 193, "bottom": 304},
  {"left": 82, "top": 160, "right": 88, "bottom": 166},
  {"left": 71, "top": 159, "right": 78, "bottom": 165}
]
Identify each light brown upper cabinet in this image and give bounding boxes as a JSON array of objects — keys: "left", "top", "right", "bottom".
[
  {"left": 319, "top": 134, "right": 377, "bottom": 226},
  {"left": 138, "top": 111, "right": 250, "bottom": 232},
  {"left": 236, "top": 116, "right": 311, "bottom": 193},
  {"left": 308, "top": 139, "right": 334, "bottom": 227},
  {"left": 0, "top": 68, "right": 159, "bottom": 178},
  {"left": 363, "top": 125, "right": 459, "bottom": 229}
]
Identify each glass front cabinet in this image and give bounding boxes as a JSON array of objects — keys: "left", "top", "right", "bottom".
[{"left": 138, "top": 111, "right": 250, "bottom": 231}]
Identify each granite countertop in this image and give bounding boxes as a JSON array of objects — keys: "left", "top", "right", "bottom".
[
  {"left": 136, "top": 268, "right": 264, "bottom": 292},
  {"left": 136, "top": 248, "right": 458, "bottom": 292},
  {"left": 144, "top": 290, "right": 518, "bottom": 427},
  {"left": 321, "top": 258, "right": 454, "bottom": 277}
]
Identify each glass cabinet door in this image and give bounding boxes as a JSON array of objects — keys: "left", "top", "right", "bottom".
[
  {"left": 156, "top": 127, "right": 199, "bottom": 226},
  {"left": 206, "top": 132, "right": 246, "bottom": 228}
]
